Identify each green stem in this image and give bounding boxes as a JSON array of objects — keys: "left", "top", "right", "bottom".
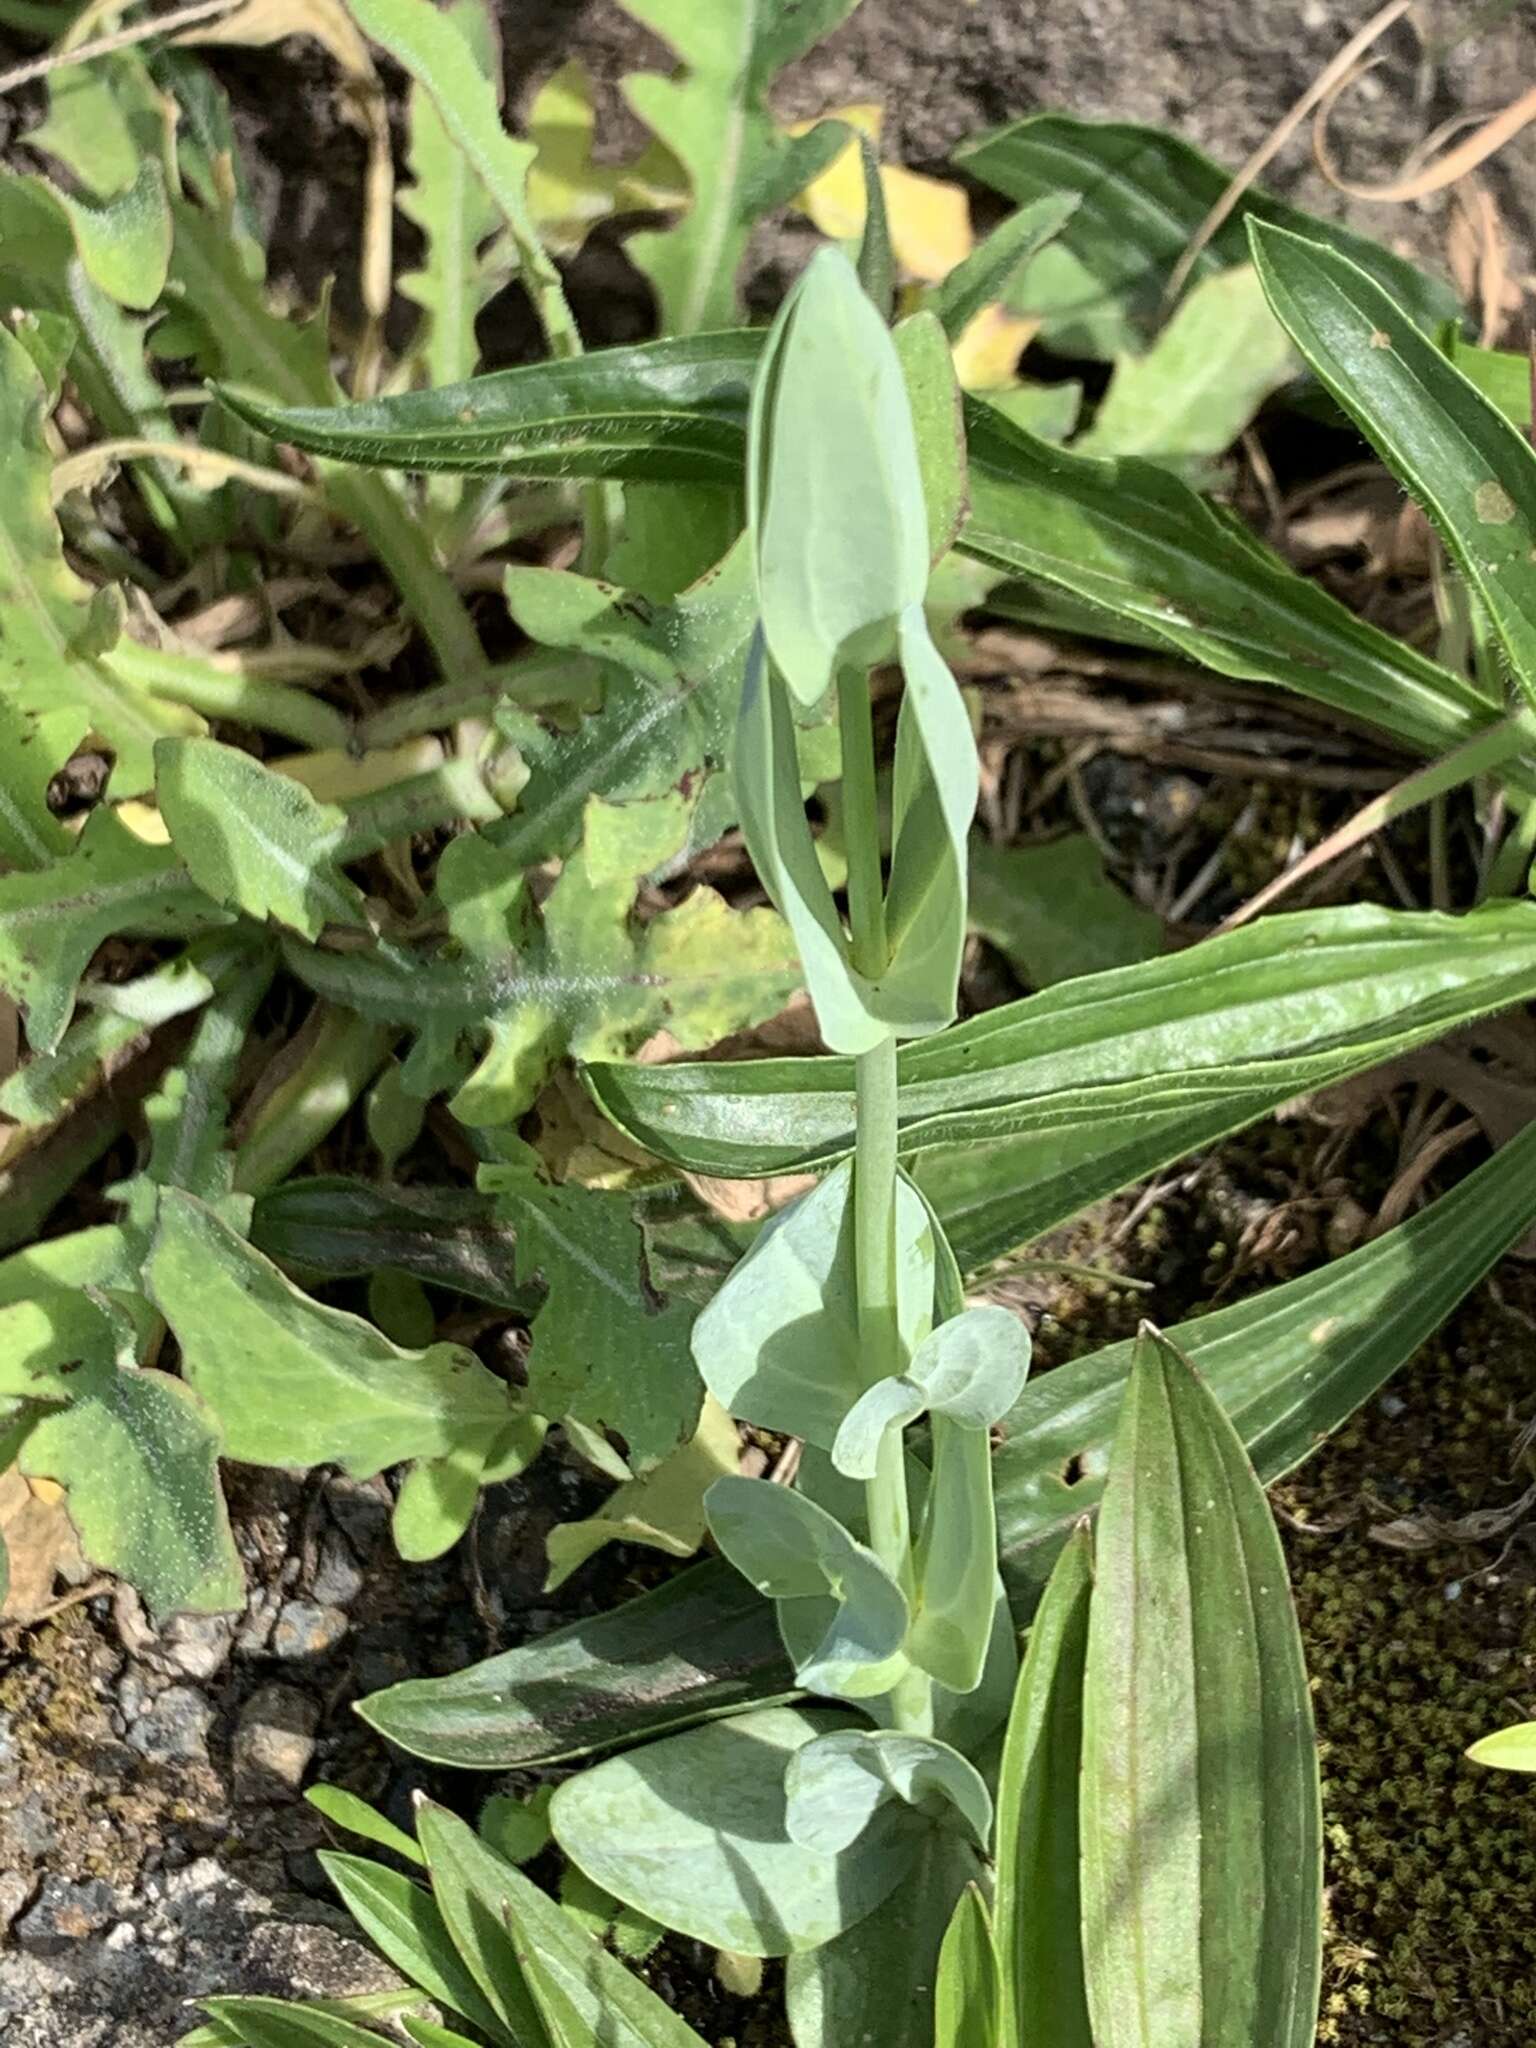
[
  {"left": 232, "top": 1008, "right": 396, "bottom": 1194},
  {"left": 108, "top": 642, "right": 352, "bottom": 753},
  {"left": 840, "top": 665, "right": 930, "bottom": 1734}
]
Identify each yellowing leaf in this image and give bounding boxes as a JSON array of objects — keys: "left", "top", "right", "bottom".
[
  {"left": 950, "top": 302, "right": 1040, "bottom": 392},
  {"left": 0, "top": 1464, "right": 84, "bottom": 1622},
  {"left": 527, "top": 59, "right": 683, "bottom": 257},
  {"left": 793, "top": 105, "right": 972, "bottom": 284},
  {"left": 544, "top": 1395, "right": 740, "bottom": 1589}
]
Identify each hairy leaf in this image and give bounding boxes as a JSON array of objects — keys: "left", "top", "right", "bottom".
[
  {"left": 0, "top": 807, "right": 229, "bottom": 1056},
  {"left": 157, "top": 739, "right": 369, "bottom": 939},
  {"left": 147, "top": 1189, "right": 514, "bottom": 1477}
]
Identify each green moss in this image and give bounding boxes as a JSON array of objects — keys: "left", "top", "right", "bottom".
[{"left": 1283, "top": 1284, "right": 1536, "bottom": 2044}]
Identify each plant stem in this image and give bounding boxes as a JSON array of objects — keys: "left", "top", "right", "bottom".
[{"left": 840, "top": 666, "right": 930, "bottom": 1734}]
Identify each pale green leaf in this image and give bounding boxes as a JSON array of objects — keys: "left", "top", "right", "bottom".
[
  {"left": 690, "top": 1159, "right": 936, "bottom": 1449},
  {"left": 705, "top": 1474, "right": 910, "bottom": 1697},
  {"left": 784, "top": 1728, "right": 992, "bottom": 1854},
  {"left": 1467, "top": 1722, "right": 1536, "bottom": 1773},
  {"left": 549, "top": 1706, "right": 918, "bottom": 1957},
  {"left": 930, "top": 192, "right": 1081, "bottom": 341},
  {"left": 749, "top": 247, "right": 928, "bottom": 705}
]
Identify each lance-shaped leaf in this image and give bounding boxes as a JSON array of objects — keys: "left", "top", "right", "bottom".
[
  {"left": 0, "top": 807, "right": 230, "bottom": 1056},
  {"left": 934, "top": 1885, "right": 1001, "bottom": 2048},
  {"left": 356, "top": 1115, "right": 1536, "bottom": 1769},
  {"left": 318, "top": 1853, "right": 517, "bottom": 2047},
  {"left": 412, "top": 1804, "right": 549, "bottom": 2047},
  {"left": 215, "top": 332, "right": 762, "bottom": 481},
  {"left": 749, "top": 246, "right": 929, "bottom": 706},
  {"left": 0, "top": 323, "right": 201, "bottom": 855},
  {"left": 1250, "top": 219, "right": 1536, "bottom": 710},
  {"left": 706, "top": 1475, "right": 910, "bottom": 1698},
  {"left": 930, "top": 191, "right": 1082, "bottom": 342},
  {"left": 954, "top": 113, "right": 1458, "bottom": 355},
  {"left": 1080, "top": 1327, "right": 1322, "bottom": 2048},
  {"left": 690, "top": 1159, "right": 936, "bottom": 1450},
  {"left": 585, "top": 898, "right": 1536, "bottom": 1227},
  {"left": 549, "top": 1706, "right": 919, "bottom": 1957},
  {"left": 146, "top": 1189, "right": 514, "bottom": 1478},
  {"left": 993, "top": 1522, "right": 1093, "bottom": 2047},
  {"left": 616, "top": 0, "right": 857, "bottom": 334},
  {"left": 482, "top": 1165, "right": 701, "bottom": 1471},
  {"left": 157, "top": 739, "right": 369, "bottom": 939},
  {"left": 784, "top": 1727, "right": 992, "bottom": 1855},
  {"left": 498, "top": 1850, "right": 713, "bottom": 2048},
  {"left": 1466, "top": 1724, "right": 1536, "bottom": 1773},
  {"left": 197, "top": 2003, "right": 397, "bottom": 2047},
  {"left": 961, "top": 395, "right": 1523, "bottom": 776}
]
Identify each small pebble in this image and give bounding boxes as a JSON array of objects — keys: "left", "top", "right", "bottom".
[
  {"left": 309, "top": 1536, "right": 365, "bottom": 1610},
  {"left": 233, "top": 1684, "right": 319, "bottom": 1801},
  {"left": 271, "top": 1601, "right": 348, "bottom": 1661},
  {"left": 13, "top": 1877, "right": 117, "bottom": 1955},
  {"left": 126, "top": 1684, "right": 215, "bottom": 1765}
]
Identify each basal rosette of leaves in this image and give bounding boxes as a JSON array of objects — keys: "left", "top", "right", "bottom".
[{"left": 0, "top": 0, "right": 1534, "bottom": 2036}]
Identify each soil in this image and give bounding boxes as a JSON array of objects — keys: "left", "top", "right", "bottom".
[{"left": 4, "top": 2, "right": 1536, "bottom": 2043}]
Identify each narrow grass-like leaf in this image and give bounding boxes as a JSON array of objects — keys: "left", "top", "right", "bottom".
[
  {"left": 993, "top": 1522, "right": 1093, "bottom": 2046},
  {"left": 197, "top": 2001, "right": 393, "bottom": 2047},
  {"left": 1080, "top": 1327, "right": 1321, "bottom": 2048},
  {"left": 413, "top": 1803, "right": 550, "bottom": 2046},
  {"left": 499, "top": 1855, "right": 713, "bottom": 2047},
  {"left": 931, "top": 192, "right": 1081, "bottom": 342},
  {"left": 1249, "top": 219, "right": 1536, "bottom": 708},
  {"left": 318, "top": 1852, "right": 515, "bottom": 2045},
  {"left": 306, "top": 1789, "right": 425, "bottom": 1867}
]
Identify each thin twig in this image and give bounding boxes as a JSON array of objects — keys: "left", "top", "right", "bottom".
[
  {"left": 1163, "top": 0, "right": 1415, "bottom": 309},
  {"left": 1316, "top": 75, "right": 1536, "bottom": 202},
  {"left": 0, "top": 0, "right": 241, "bottom": 93}
]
